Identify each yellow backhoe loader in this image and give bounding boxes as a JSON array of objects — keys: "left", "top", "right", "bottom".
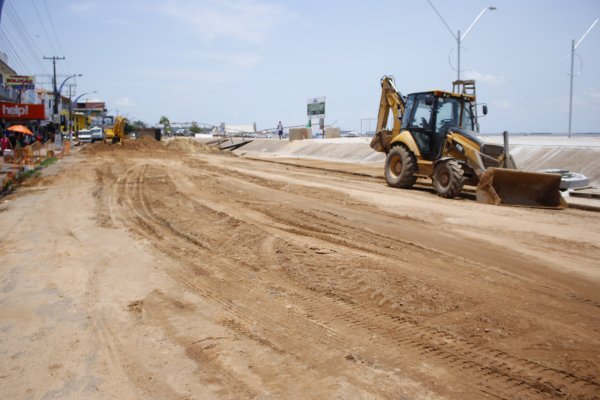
[
  {"left": 370, "top": 76, "right": 565, "bottom": 208},
  {"left": 104, "top": 116, "right": 125, "bottom": 144}
]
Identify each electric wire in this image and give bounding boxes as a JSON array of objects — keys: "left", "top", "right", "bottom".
[
  {"left": 0, "top": 28, "right": 30, "bottom": 73},
  {"left": 42, "top": 0, "right": 72, "bottom": 72},
  {"left": 4, "top": 2, "right": 48, "bottom": 74},
  {"left": 31, "top": 0, "right": 62, "bottom": 76},
  {"left": 42, "top": 0, "right": 67, "bottom": 58},
  {"left": 0, "top": 29, "right": 30, "bottom": 73},
  {"left": 5, "top": 0, "right": 49, "bottom": 74},
  {"left": 0, "top": 28, "right": 33, "bottom": 74}
]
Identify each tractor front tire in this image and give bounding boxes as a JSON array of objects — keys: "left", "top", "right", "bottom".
[
  {"left": 385, "top": 146, "right": 417, "bottom": 188},
  {"left": 433, "top": 159, "right": 465, "bottom": 198}
]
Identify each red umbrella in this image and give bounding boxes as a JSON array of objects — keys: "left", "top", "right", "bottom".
[{"left": 7, "top": 125, "right": 34, "bottom": 135}]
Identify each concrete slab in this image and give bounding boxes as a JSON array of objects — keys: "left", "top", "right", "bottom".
[{"left": 233, "top": 136, "right": 600, "bottom": 187}]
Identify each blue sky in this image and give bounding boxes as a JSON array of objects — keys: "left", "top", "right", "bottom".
[{"left": 2, "top": 0, "right": 599, "bottom": 133}]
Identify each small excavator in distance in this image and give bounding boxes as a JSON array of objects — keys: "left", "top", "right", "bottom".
[
  {"left": 370, "top": 76, "right": 565, "bottom": 208},
  {"left": 104, "top": 116, "right": 125, "bottom": 144}
]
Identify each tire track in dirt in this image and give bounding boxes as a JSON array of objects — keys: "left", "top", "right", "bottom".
[
  {"left": 197, "top": 158, "right": 600, "bottom": 317},
  {"left": 103, "top": 160, "right": 600, "bottom": 400},
  {"left": 175, "top": 159, "right": 598, "bottom": 395},
  {"left": 107, "top": 162, "right": 428, "bottom": 398},
  {"left": 177, "top": 159, "right": 600, "bottom": 316},
  {"left": 83, "top": 147, "right": 597, "bottom": 398}
]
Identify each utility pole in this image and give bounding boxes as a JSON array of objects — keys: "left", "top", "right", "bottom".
[
  {"left": 567, "top": 18, "right": 598, "bottom": 138},
  {"left": 43, "top": 56, "right": 65, "bottom": 123},
  {"left": 427, "top": 1, "right": 496, "bottom": 81}
]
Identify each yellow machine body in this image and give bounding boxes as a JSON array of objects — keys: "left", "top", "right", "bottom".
[{"left": 370, "top": 76, "right": 565, "bottom": 208}]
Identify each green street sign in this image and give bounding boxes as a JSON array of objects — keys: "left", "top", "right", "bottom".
[{"left": 307, "top": 97, "right": 326, "bottom": 117}]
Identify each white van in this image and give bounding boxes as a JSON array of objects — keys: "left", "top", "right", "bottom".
[{"left": 90, "top": 126, "right": 104, "bottom": 142}]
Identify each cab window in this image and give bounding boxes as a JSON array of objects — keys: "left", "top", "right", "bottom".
[
  {"left": 436, "top": 97, "right": 461, "bottom": 133},
  {"left": 408, "top": 94, "right": 433, "bottom": 130},
  {"left": 401, "top": 95, "right": 415, "bottom": 130},
  {"left": 462, "top": 105, "right": 475, "bottom": 130}
]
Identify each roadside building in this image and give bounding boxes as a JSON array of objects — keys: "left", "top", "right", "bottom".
[
  {"left": 1, "top": 55, "right": 48, "bottom": 139},
  {"left": 0, "top": 55, "right": 20, "bottom": 103},
  {"left": 73, "top": 100, "right": 106, "bottom": 127}
]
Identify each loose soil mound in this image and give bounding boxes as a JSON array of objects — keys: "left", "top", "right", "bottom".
[
  {"left": 2, "top": 141, "right": 599, "bottom": 399},
  {"left": 163, "top": 138, "right": 220, "bottom": 154},
  {"left": 79, "top": 136, "right": 162, "bottom": 155}
]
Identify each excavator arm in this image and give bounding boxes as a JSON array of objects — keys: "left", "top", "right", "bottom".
[{"left": 370, "top": 76, "right": 406, "bottom": 153}]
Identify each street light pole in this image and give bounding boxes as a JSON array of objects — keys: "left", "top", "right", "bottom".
[
  {"left": 58, "top": 74, "right": 82, "bottom": 97},
  {"left": 72, "top": 91, "right": 96, "bottom": 104},
  {"left": 457, "top": 30, "right": 461, "bottom": 81},
  {"left": 567, "top": 18, "right": 598, "bottom": 138},
  {"left": 43, "top": 56, "right": 65, "bottom": 122},
  {"left": 568, "top": 39, "right": 576, "bottom": 139},
  {"left": 51, "top": 73, "right": 82, "bottom": 132},
  {"left": 71, "top": 91, "right": 97, "bottom": 131},
  {"left": 427, "top": 1, "right": 496, "bottom": 81}
]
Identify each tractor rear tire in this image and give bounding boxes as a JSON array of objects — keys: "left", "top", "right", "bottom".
[
  {"left": 433, "top": 159, "right": 465, "bottom": 198},
  {"left": 385, "top": 146, "right": 417, "bottom": 188}
]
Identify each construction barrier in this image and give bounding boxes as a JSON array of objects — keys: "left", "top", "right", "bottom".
[
  {"left": 289, "top": 128, "right": 313, "bottom": 141},
  {"left": 325, "top": 127, "right": 340, "bottom": 138},
  {"left": 1, "top": 138, "right": 69, "bottom": 192}
]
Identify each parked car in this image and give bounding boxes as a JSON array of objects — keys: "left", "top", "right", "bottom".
[
  {"left": 77, "top": 128, "right": 92, "bottom": 143},
  {"left": 90, "top": 126, "right": 104, "bottom": 142}
]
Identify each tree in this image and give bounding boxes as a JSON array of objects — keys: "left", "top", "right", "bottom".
[
  {"left": 132, "top": 120, "right": 147, "bottom": 129},
  {"left": 122, "top": 119, "right": 146, "bottom": 135},
  {"left": 159, "top": 115, "right": 171, "bottom": 134},
  {"left": 190, "top": 121, "right": 201, "bottom": 134}
]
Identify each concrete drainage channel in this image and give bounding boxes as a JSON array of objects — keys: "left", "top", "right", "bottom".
[{"left": 223, "top": 137, "right": 600, "bottom": 211}]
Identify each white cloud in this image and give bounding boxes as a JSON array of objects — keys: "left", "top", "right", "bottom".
[
  {"left": 116, "top": 97, "right": 136, "bottom": 107},
  {"left": 69, "top": 2, "right": 97, "bottom": 13},
  {"left": 161, "top": 0, "right": 294, "bottom": 43},
  {"left": 463, "top": 71, "right": 505, "bottom": 86}
]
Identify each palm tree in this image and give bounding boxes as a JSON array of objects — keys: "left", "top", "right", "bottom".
[{"left": 159, "top": 115, "right": 171, "bottom": 134}]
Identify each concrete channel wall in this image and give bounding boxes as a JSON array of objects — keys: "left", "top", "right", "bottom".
[{"left": 232, "top": 136, "right": 600, "bottom": 187}]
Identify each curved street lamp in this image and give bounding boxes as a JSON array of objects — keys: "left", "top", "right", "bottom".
[
  {"left": 58, "top": 74, "right": 82, "bottom": 96},
  {"left": 427, "top": 0, "right": 496, "bottom": 81},
  {"left": 567, "top": 18, "right": 598, "bottom": 138},
  {"left": 69, "top": 91, "right": 97, "bottom": 134},
  {"left": 53, "top": 73, "right": 82, "bottom": 119},
  {"left": 72, "top": 90, "right": 97, "bottom": 105}
]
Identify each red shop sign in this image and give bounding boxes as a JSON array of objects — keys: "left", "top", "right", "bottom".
[{"left": 0, "top": 103, "right": 46, "bottom": 120}]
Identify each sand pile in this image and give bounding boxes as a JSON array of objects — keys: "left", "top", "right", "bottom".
[
  {"left": 163, "top": 138, "right": 221, "bottom": 154},
  {"left": 79, "top": 136, "right": 162, "bottom": 155}
]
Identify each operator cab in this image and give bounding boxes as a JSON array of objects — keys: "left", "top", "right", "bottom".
[{"left": 401, "top": 91, "right": 477, "bottom": 161}]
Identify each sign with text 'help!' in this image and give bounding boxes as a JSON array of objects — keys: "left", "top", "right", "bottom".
[
  {"left": 0, "top": 103, "right": 46, "bottom": 120},
  {"left": 307, "top": 96, "right": 325, "bottom": 118}
]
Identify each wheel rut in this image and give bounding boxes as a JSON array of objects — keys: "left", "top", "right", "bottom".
[{"left": 96, "top": 159, "right": 600, "bottom": 399}]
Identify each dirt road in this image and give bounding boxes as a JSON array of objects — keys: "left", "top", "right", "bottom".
[{"left": 1, "top": 138, "right": 599, "bottom": 399}]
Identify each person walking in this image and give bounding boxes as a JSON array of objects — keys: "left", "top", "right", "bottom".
[
  {"left": 0, "top": 133, "right": 9, "bottom": 154},
  {"left": 277, "top": 121, "right": 283, "bottom": 140}
]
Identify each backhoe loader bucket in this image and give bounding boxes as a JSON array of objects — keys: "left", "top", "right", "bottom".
[{"left": 476, "top": 168, "right": 566, "bottom": 209}]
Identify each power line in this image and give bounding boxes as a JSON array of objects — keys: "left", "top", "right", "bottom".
[
  {"left": 31, "top": 0, "right": 59, "bottom": 63},
  {"left": 6, "top": 1, "right": 49, "bottom": 72},
  {"left": 4, "top": 1, "right": 48, "bottom": 74},
  {"left": 42, "top": 0, "right": 71, "bottom": 72},
  {"left": 0, "top": 29, "right": 30, "bottom": 73}
]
